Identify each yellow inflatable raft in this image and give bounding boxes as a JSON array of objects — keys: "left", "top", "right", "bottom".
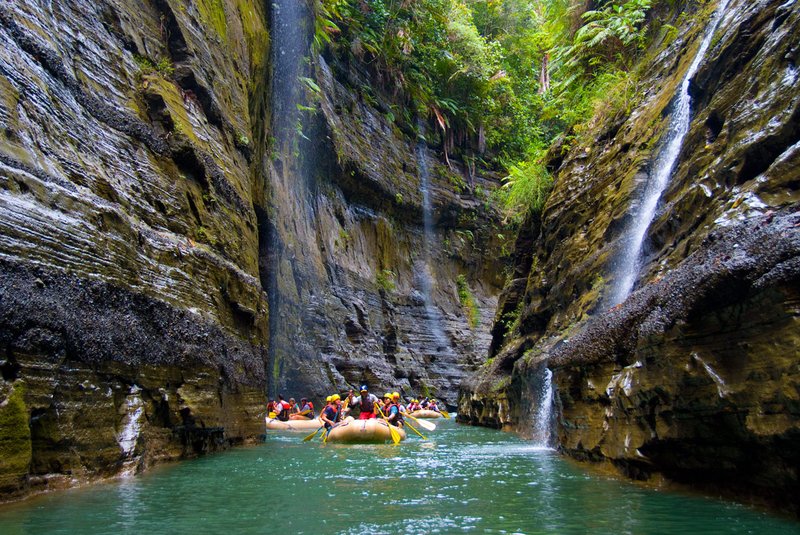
[
  {"left": 409, "top": 410, "right": 442, "bottom": 419},
  {"left": 325, "top": 418, "right": 407, "bottom": 444},
  {"left": 265, "top": 417, "right": 324, "bottom": 431}
]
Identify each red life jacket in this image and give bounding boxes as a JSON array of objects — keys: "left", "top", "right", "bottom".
[{"left": 277, "top": 400, "right": 291, "bottom": 421}]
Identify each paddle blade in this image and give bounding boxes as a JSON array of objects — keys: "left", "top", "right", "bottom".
[
  {"left": 302, "top": 426, "right": 324, "bottom": 442},
  {"left": 414, "top": 418, "right": 436, "bottom": 431},
  {"left": 439, "top": 410, "right": 451, "bottom": 419},
  {"left": 388, "top": 424, "right": 401, "bottom": 445}
]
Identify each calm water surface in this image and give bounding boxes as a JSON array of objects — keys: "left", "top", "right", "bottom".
[{"left": 0, "top": 418, "right": 797, "bottom": 534}]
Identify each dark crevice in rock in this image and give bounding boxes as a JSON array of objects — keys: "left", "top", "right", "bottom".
[
  {"left": 150, "top": 0, "right": 190, "bottom": 62},
  {"left": 705, "top": 109, "right": 725, "bottom": 143},
  {"left": 99, "top": 4, "right": 135, "bottom": 53},
  {"left": 174, "top": 68, "right": 224, "bottom": 131},
  {"left": 186, "top": 192, "right": 203, "bottom": 225},
  {"left": 736, "top": 102, "right": 800, "bottom": 185},
  {"left": 171, "top": 142, "right": 209, "bottom": 189},
  {"left": 0, "top": 352, "right": 20, "bottom": 381}
]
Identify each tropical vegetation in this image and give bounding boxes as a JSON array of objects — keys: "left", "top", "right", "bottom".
[{"left": 315, "top": 0, "right": 664, "bottom": 222}]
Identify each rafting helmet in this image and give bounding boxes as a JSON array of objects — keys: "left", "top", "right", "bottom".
[
  {"left": 332, "top": 394, "right": 341, "bottom": 401},
  {"left": 384, "top": 392, "right": 392, "bottom": 399},
  {"left": 360, "top": 385, "right": 368, "bottom": 392},
  {"left": 392, "top": 392, "right": 400, "bottom": 399},
  {"left": 326, "top": 395, "right": 332, "bottom": 402}
]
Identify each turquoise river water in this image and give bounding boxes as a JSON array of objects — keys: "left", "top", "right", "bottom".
[{"left": 0, "top": 418, "right": 798, "bottom": 534}]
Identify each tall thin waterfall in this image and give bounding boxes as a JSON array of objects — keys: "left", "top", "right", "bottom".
[
  {"left": 532, "top": 368, "right": 554, "bottom": 448},
  {"left": 265, "top": 0, "right": 316, "bottom": 394},
  {"left": 416, "top": 136, "right": 451, "bottom": 351},
  {"left": 610, "top": 0, "right": 731, "bottom": 305},
  {"left": 270, "top": 0, "right": 307, "bottom": 145}
]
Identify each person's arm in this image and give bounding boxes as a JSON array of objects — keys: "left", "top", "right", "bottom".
[
  {"left": 343, "top": 396, "right": 357, "bottom": 414},
  {"left": 320, "top": 408, "right": 334, "bottom": 426}
]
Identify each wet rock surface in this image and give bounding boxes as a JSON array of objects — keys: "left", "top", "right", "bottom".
[
  {"left": 264, "top": 44, "right": 505, "bottom": 404},
  {"left": 0, "top": 0, "right": 505, "bottom": 500},
  {"left": 0, "top": 0, "right": 271, "bottom": 498},
  {"left": 460, "top": 0, "right": 800, "bottom": 514}
]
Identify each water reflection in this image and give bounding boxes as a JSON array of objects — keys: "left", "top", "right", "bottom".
[{"left": 0, "top": 419, "right": 797, "bottom": 534}]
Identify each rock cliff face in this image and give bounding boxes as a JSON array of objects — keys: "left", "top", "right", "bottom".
[
  {"left": 460, "top": 0, "right": 800, "bottom": 514},
  {"left": 0, "top": 0, "right": 504, "bottom": 499}
]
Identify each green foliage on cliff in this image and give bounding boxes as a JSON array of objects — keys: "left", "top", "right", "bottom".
[
  {"left": 456, "top": 274, "right": 480, "bottom": 328},
  {"left": 316, "top": 0, "right": 661, "bottom": 220}
]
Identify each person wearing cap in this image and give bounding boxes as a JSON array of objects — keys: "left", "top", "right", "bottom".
[
  {"left": 344, "top": 385, "right": 379, "bottom": 419},
  {"left": 320, "top": 396, "right": 338, "bottom": 430},
  {"left": 386, "top": 392, "right": 404, "bottom": 427},
  {"left": 392, "top": 392, "right": 406, "bottom": 413}
]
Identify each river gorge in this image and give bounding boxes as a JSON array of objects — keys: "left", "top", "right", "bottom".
[{"left": 0, "top": 0, "right": 798, "bottom": 529}]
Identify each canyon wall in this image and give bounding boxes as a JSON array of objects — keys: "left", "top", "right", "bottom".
[
  {"left": 459, "top": 0, "right": 800, "bottom": 514},
  {"left": 0, "top": 0, "right": 503, "bottom": 499}
]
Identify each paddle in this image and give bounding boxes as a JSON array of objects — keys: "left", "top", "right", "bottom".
[
  {"left": 403, "top": 420, "right": 428, "bottom": 440},
  {"left": 302, "top": 425, "right": 325, "bottom": 442},
  {"left": 439, "top": 409, "right": 451, "bottom": 419},
  {"left": 402, "top": 412, "right": 436, "bottom": 431},
  {"left": 375, "top": 403, "right": 402, "bottom": 445}
]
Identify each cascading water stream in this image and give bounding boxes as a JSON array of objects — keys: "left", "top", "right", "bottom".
[
  {"left": 610, "top": 0, "right": 731, "bottom": 305},
  {"left": 416, "top": 135, "right": 452, "bottom": 352},
  {"left": 531, "top": 368, "right": 555, "bottom": 448},
  {"left": 264, "top": 0, "right": 317, "bottom": 394},
  {"left": 117, "top": 384, "right": 145, "bottom": 477}
]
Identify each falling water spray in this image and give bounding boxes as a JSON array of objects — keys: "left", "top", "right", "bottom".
[{"left": 610, "top": 0, "right": 731, "bottom": 305}]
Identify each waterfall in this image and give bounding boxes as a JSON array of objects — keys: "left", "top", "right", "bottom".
[
  {"left": 532, "top": 368, "right": 555, "bottom": 448},
  {"left": 610, "top": 0, "right": 731, "bottom": 305},
  {"left": 416, "top": 136, "right": 452, "bottom": 352},
  {"left": 117, "top": 385, "right": 144, "bottom": 477},
  {"left": 270, "top": 0, "right": 308, "bottom": 145},
  {"left": 264, "top": 0, "right": 316, "bottom": 395}
]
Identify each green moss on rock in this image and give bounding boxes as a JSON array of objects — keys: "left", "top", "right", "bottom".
[{"left": 0, "top": 383, "right": 32, "bottom": 491}]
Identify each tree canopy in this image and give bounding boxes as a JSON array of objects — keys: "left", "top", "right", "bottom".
[{"left": 316, "top": 0, "right": 660, "bottom": 221}]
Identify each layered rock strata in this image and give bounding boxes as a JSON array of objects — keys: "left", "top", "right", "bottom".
[
  {"left": 0, "top": 0, "right": 505, "bottom": 500},
  {"left": 0, "top": 0, "right": 273, "bottom": 497},
  {"left": 460, "top": 0, "right": 800, "bottom": 514}
]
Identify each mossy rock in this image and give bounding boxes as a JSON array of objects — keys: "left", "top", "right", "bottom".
[{"left": 0, "top": 383, "right": 32, "bottom": 491}]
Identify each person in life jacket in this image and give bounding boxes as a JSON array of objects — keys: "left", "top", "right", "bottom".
[
  {"left": 266, "top": 399, "right": 277, "bottom": 418},
  {"left": 344, "top": 385, "right": 379, "bottom": 419},
  {"left": 428, "top": 399, "right": 439, "bottom": 412},
  {"left": 406, "top": 399, "right": 420, "bottom": 412},
  {"left": 290, "top": 397, "right": 314, "bottom": 420},
  {"left": 320, "top": 396, "right": 337, "bottom": 430},
  {"left": 386, "top": 392, "right": 404, "bottom": 427},
  {"left": 275, "top": 394, "right": 291, "bottom": 421}
]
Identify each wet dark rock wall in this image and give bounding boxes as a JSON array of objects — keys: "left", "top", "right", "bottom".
[
  {"left": 265, "top": 49, "right": 505, "bottom": 403},
  {"left": 460, "top": 0, "right": 800, "bottom": 514},
  {"left": 0, "top": 0, "right": 271, "bottom": 498},
  {"left": 0, "top": 0, "right": 505, "bottom": 500}
]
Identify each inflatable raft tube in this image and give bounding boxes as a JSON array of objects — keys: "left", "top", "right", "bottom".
[
  {"left": 325, "top": 418, "right": 407, "bottom": 444},
  {"left": 265, "top": 417, "right": 324, "bottom": 431},
  {"left": 408, "top": 410, "right": 441, "bottom": 419}
]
